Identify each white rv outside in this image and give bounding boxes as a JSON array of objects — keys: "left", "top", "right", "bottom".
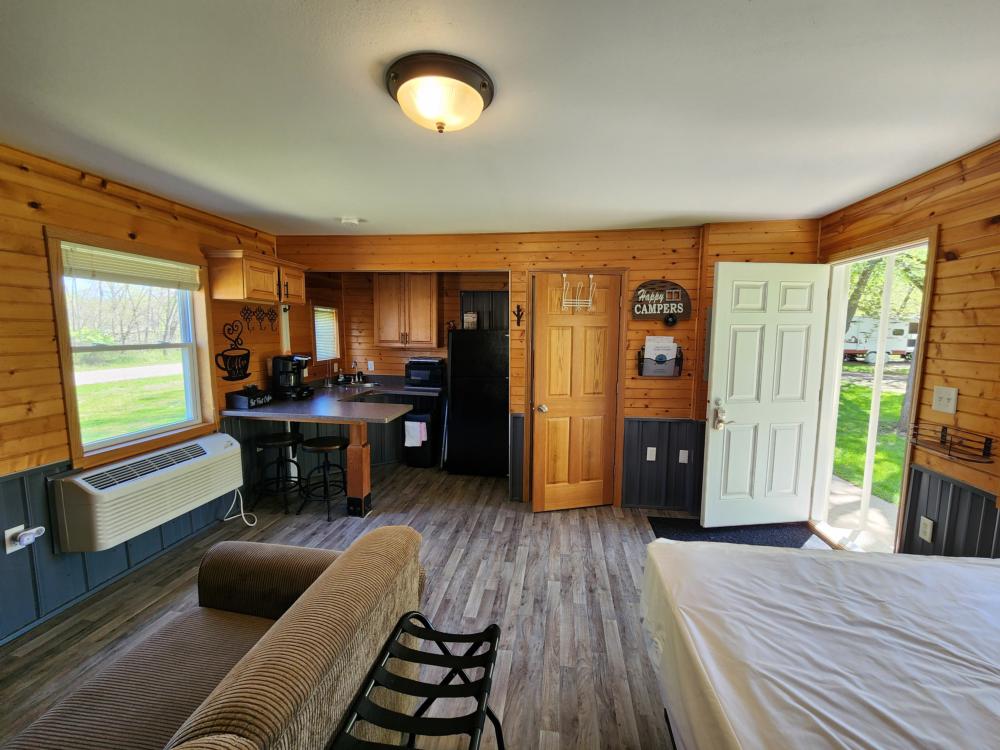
[{"left": 844, "top": 317, "right": 917, "bottom": 363}]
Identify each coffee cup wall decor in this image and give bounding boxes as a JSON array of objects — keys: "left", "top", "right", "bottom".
[{"left": 215, "top": 320, "right": 251, "bottom": 381}]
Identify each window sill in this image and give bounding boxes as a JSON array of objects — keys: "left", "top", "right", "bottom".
[{"left": 72, "top": 421, "right": 218, "bottom": 471}]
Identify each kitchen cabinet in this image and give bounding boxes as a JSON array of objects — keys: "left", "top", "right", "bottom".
[
  {"left": 205, "top": 249, "right": 307, "bottom": 304},
  {"left": 373, "top": 272, "right": 437, "bottom": 348},
  {"left": 280, "top": 265, "right": 306, "bottom": 304}
]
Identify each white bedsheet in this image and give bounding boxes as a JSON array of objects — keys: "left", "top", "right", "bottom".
[{"left": 641, "top": 540, "right": 1000, "bottom": 750}]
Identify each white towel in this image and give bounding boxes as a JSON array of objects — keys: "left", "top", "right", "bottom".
[
  {"left": 419, "top": 422, "right": 428, "bottom": 442},
  {"left": 404, "top": 420, "right": 422, "bottom": 447}
]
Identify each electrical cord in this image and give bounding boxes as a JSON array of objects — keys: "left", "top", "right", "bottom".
[{"left": 223, "top": 488, "right": 257, "bottom": 527}]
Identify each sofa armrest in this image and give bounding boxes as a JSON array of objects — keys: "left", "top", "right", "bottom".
[{"left": 198, "top": 541, "right": 341, "bottom": 620}]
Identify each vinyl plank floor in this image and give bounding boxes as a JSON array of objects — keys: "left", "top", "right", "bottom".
[{"left": 0, "top": 465, "right": 674, "bottom": 749}]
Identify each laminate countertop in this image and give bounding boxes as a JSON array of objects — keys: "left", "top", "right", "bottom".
[{"left": 221, "top": 386, "right": 413, "bottom": 425}]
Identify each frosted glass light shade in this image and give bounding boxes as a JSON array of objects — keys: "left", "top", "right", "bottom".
[{"left": 395, "top": 75, "right": 485, "bottom": 133}]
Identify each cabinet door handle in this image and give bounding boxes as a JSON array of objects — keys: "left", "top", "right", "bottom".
[
  {"left": 276, "top": 280, "right": 281, "bottom": 298},
  {"left": 284, "top": 280, "right": 290, "bottom": 297}
]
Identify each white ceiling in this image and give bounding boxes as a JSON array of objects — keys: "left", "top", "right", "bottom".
[{"left": 1, "top": 0, "right": 999, "bottom": 235}]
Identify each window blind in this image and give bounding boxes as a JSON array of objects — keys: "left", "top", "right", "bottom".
[
  {"left": 61, "top": 241, "right": 201, "bottom": 290},
  {"left": 314, "top": 306, "right": 340, "bottom": 361}
]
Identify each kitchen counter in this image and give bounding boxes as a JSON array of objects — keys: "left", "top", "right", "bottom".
[
  {"left": 221, "top": 388, "right": 413, "bottom": 424},
  {"left": 221, "top": 385, "right": 415, "bottom": 518}
]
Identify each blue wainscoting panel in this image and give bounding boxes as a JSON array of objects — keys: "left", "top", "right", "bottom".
[
  {"left": 901, "top": 464, "right": 999, "bottom": 557},
  {"left": 0, "top": 423, "right": 260, "bottom": 645},
  {"left": 622, "top": 418, "right": 705, "bottom": 515}
]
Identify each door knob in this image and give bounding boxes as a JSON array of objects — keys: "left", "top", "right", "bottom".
[
  {"left": 537, "top": 404, "right": 549, "bottom": 413},
  {"left": 712, "top": 399, "right": 730, "bottom": 431}
]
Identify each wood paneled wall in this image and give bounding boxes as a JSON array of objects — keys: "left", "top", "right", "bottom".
[
  {"left": 301, "top": 272, "right": 510, "bottom": 377},
  {"left": 819, "top": 139, "right": 1000, "bottom": 496},
  {"left": 278, "top": 229, "right": 707, "bottom": 417},
  {"left": 0, "top": 145, "right": 273, "bottom": 476}
]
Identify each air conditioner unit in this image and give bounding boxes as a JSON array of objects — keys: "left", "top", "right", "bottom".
[{"left": 53, "top": 433, "right": 243, "bottom": 553}]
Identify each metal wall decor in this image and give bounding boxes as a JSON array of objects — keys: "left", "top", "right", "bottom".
[
  {"left": 631, "top": 280, "right": 691, "bottom": 326},
  {"left": 240, "top": 305, "right": 254, "bottom": 331},
  {"left": 215, "top": 321, "right": 251, "bottom": 381},
  {"left": 513, "top": 304, "right": 525, "bottom": 326},
  {"left": 266, "top": 306, "right": 278, "bottom": 331},
  {"left": 254, "top": 305, "right": 267, "bottom": 329}
]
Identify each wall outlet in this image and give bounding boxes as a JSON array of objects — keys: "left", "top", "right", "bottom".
[
  {"left": 678, "top": 449, "right": 689, "bottom": 464},
  {"left": 645, "top": 447, "right": 656, "bottom": 462},
  {"left": 932, "top": 386, "right": 958, "bottom": 414},
  {"left": 5, "top": 524, "right": 25, "bottom": 555},
  {"left": 918, "top": 516, "right": 934, "bottom": 544},
  {"left": 367, "top": 360, "right": 375, "bottom": 372}
]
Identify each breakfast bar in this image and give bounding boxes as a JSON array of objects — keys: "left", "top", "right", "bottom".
[{"left": 222, "top": 387, "right": 413, "bottom": 516}]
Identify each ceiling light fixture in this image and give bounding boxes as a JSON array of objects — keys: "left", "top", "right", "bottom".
[{"left": 385, "top": 52, "right": 494, "bottom": 134}]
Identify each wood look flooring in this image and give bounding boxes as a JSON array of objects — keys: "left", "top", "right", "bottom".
[{"left": 0, "top": 466, "right": 674, "bottom": 749}]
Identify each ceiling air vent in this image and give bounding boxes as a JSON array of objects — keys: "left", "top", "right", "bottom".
[{"left": 84, "top": 443, "right": 207, "bottom": 490}]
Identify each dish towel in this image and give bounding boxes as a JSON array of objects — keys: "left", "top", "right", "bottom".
[{"left": 404, "top": 420, "right": 423, "bottom": 447}]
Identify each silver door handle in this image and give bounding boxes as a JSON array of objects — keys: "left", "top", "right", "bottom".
[
  {"left": 537, "top": 404, "right": 549, "bottom": 413},
  {"left": 712, "top": 399, "right": 730, "bottom": 431}
]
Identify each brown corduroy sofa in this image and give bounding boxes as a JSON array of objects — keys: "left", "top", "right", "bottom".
[{"left": 5, "top": 525, "right": 424, "bottom": 750}]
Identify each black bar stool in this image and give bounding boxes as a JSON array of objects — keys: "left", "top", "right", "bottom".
[
  {"left": 253, "top": 431, "right": 303, "bottom": 514},
  {"left": 296, "top": 435, "right": 348, "bottom": 521}
]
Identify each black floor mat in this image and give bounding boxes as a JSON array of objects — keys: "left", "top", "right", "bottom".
[{"left": 648, "top": 516, "right": 821, "bottom": 548}]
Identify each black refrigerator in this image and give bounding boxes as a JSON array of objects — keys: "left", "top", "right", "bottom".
[{"left": 445, "top": 330, "right": 509, "bottom": 476}]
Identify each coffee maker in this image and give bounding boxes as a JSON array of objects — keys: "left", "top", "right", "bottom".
[{"left": 271, "top": 354, "right": 314, "bottom": 400}]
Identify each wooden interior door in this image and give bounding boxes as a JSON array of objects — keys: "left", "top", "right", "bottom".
[
  {"left": 404, "top": 272, "right": 438, "bottom": 347},
  {"left": 373, "top": 273, "right": 406, "bottom": 347},
  {"left": 531, "top": 272, "right": 621, "bottom": 511}
]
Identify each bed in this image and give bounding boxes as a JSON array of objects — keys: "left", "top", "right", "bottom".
[{"left": 641, "top": 539, "right": 1000, "bottom": 750}]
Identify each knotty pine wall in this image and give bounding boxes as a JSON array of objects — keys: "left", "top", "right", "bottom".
[
  {"left": 819, "top": 139, "right": 1000, "bottom": 496},
  {"left": 277, "top": 229, "right": 711, "bottom": 417},
  {"left": 298, "top": 271, "right": 509, "bottom": 375},
  {"left": 279, "top": 224, "right": 818, "bottom": 418},
  {"left": 0, "top": 145, "right": 275, "bottom": 477}
]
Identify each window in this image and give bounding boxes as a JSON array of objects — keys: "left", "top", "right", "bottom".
[
  {"left": 58, "top": 241, "right": 203, "bottom": 451},
  {"left": 313, "top": 305, "right": 341, "bottom": 361}
]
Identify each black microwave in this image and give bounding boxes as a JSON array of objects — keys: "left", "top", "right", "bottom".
[{"left": 405, "top": 358, "right": 446, "bottom": 389}]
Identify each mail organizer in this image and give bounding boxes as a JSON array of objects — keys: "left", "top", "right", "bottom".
[{"left": 638, "top": 346, "right": 683, "bottom": 377}]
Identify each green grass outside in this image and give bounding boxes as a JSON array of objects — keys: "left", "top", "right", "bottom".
[
  {"left": 841, "top": 360, "right": 911, "bottom": 375},
  {"left": 833, "top": 383, "right": 906, "bottom": 503},
  {"left": 73, "top": 349, "right": 179, "bottom": 372},
  {"left": 76, "top": 375, "right": 189, "bottom": 445}
]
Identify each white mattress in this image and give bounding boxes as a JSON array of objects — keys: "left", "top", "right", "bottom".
[{"left": 641, "top": 539, "right": 1000, "bottom": 750}]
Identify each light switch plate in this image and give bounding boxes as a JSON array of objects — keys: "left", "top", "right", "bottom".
[
  {"left": 932, "top": 386, "right": 958, "bottom": 414},
  {"left": 5, "top": 524, "right": 25, "bottom": 555},
  {"left": 678, "top": 450, "right": 689, "bottom": 464},
  {"left": 918, "top": 516, "right": 934, "bottom": 544},
  {"left": 645, "top": 447, "right": 656, "bottom": 461},
  {"left": 367, "top": 360, "right": 375, "bottom": 371}
]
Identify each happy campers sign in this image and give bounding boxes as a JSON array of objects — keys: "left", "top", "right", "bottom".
[{"left": 631, "top": 280, "right": 692, "bottom": 320}]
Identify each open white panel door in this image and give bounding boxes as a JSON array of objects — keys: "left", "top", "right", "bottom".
[{"left": 702, "top": 263, "right": 830, "bottom": 527}]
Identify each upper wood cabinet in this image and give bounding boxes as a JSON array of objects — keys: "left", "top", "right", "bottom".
[
  {"left": 280, "top": 265, "right": 306, "bottom": 305},
  {"left": 205, "top": 249, "right": 307, "bottom": 304},
  {"left": 373, "top": 272, "right": 438, "bottom": 348}
]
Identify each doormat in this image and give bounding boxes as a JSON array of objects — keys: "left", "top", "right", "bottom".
[{"left": 648, "top": 517, "right": 821, "bottom": 549}]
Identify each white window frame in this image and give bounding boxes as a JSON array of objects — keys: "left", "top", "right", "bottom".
[
  {"left": 312, "top": 304, "right": 341, "bottom": 362},
  {"left": 66, "top": 285, "right": 203, "bottom": 451},
  {"left": 46, "top": 229, "right": 214, "bottom": 468}
]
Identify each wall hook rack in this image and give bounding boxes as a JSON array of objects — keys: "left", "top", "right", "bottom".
[
  {"left": 513, "top": 304, "right": 524, "bottom": 326},
  {"left": 560, "top": 273, "right": 595, "bottom": 311}
]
